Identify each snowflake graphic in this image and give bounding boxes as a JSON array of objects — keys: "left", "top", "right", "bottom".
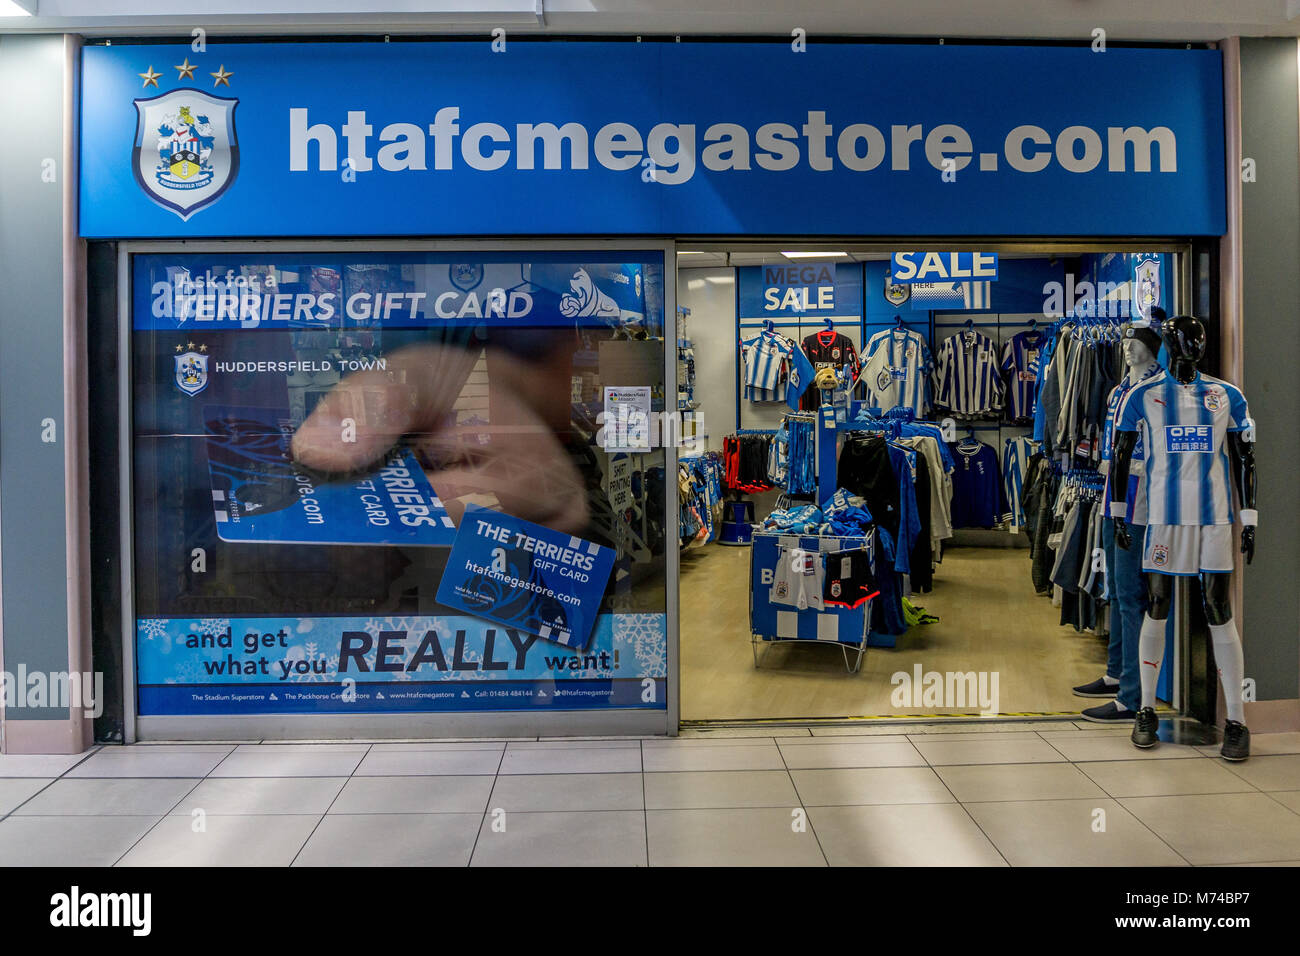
[
  {"left": 614, "top": 613, "right": 667, "bottom": 677},
  {"left": 282, "top": 640, "right": 338, "bottom": 684},
  {"left": 138, "top": 619, "right": 170, "bottom": 642}
]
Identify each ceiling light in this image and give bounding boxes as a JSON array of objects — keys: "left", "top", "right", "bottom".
[
  {"left": 0, "top": 0, "right": 37, "bottom": 14},
  {"left": 781, "top": 251, "right": 848, "bottom": 259}
]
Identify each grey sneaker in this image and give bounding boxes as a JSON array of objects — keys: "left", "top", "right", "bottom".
[{"left": 1220, "top": 720, "right": 1250, "bottom": 761}]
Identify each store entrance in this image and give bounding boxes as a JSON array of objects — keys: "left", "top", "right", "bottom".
[{"left": 674, "top": 243, "right": 1187, "bottom": 723}]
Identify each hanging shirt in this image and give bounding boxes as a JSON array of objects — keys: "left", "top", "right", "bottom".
[
  {"left": 897, "top": 434, "right": 954, "bottom": 548},
  {"left": 785, "top": 416, "right": 817, "bottom": 495},
  {"left": 933, "top": 329, "right": 1004, "bottom": 419},
  {"left": 741, "top": 331, "right": 794, "bottom": 399},
  {"left": 800, "top": 329, "right": 860, "bottom": 411},
  {"left": 1002, "top": 436, "right": 1040, "bottom": 530},
  {"left": 767, "top": 422, "right": 790, "bottom": 486},
  {"left": 1000, "top": 329, "right": 1049, "bottom": 424},
  {"left": 782, "top": 343, "right": 816, "bottom": 412},
  {"left": 948, "top": 438, "right": 1005, "bottom": 529},
  {"left": 1031, "top": 330, "right": 1061, "bottom": 445},
  {"left": 886, "top": 443, "right": 922, "bottom": 576},
  {"left": 1115, "top": 370, "right": 1251, "bottom": 526},
  {"left": 1100, "top": 364, "right": 1159, "bottom": 525},
  {"left": 857, "top": 327, "right": 933, "bottom": 415}
]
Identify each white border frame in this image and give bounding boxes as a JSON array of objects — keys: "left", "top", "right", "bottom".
[{"left": 118, "top": 239, "right": 678, "bottom": 741}]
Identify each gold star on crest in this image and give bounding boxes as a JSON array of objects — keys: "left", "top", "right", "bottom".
[
  {"left": 210, "top": 65, "right": 234, "bottom": 88},
  {"left": 175, "top": 58, "right": 197, "bottom": 80},
  {"left": 186, "top": 341, "right": 196, "bottom": 350},
  {"left": 175, "top": 344, "right": 184, "bottom": 353},
  {"left": 199, "top": 344, "right": 208, "bottom": 353},
  {"left": 138, "top": 65, "right": 162, "bottom": 88}
]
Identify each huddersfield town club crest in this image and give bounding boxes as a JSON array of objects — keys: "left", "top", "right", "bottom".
[
  {"left": 1134, "top": 258, "right": 1161, "bottom": 321},
  {"left": 174, "top": 351, "right": 209, "bottom": 396},
  {"left": 883, "top": 280, "right": 910, "bottom": 307},
  {"left": 449, "top": 263, "right": 484, "bottom": 292},
  {"left": 133, "top": 89, "right": 239, "bottom": 220}
]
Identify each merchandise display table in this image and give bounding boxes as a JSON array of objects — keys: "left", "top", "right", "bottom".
[{"left": 749, "top": 530, "right": 875, "bottom": 673}]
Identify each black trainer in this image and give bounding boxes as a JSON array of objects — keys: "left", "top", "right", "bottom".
[
  {"left": 1081, "top": 700, "right": 1136, "bottom": 723},
  {"left": 1221, "top": 720, "right": 1250, "bottom": 761},
  {"left": 1072, "top": 677, "right": 1120, "bottom": 699},
  {"left": 1131, "top": 707, "right": 1160, "bottom": 748}
]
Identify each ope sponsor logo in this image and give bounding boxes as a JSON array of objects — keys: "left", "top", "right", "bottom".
[
  {"left": 1165, "top": 424, "right": 1212, "bottom": 453},
  {"left": 50, "top": 886, "right": 151, "bottom": 936}
]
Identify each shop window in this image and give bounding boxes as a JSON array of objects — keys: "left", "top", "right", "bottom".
[{"left": 129, "top": 250, "right": 669, "bottom": 718}]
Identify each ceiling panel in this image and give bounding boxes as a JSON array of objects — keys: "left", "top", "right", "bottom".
[{"left": 3, "top": 0, "right": 1297, "bottom": 39}]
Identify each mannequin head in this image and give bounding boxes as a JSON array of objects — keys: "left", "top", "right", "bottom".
[
  {"left": 1159, "top": 315, "right": 1207, "bottom": 383},
  {"left": 1121, "top": 323, "right": 1162, "bottom": 370}
]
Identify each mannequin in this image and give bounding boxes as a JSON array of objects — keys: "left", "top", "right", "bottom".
[
  {"left": 1111, "top": 315, "right": 1257, "bottom": 760},
  {"left": 1073, "top": 323, "right": 1162, "bottom": 722}
]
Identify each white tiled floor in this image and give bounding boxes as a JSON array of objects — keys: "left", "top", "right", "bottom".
[{"left": 2, "top": 728, "right": 1299, "bottom": 866}]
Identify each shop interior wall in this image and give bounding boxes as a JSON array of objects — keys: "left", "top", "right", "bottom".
[
  {"left": 1238, "top": 37, "right": 1300, "bottom": 704},
  {"left": 677, "top": 267, "right": 736, "bottom": 454}
]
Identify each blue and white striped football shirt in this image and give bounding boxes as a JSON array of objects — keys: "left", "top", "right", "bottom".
[
  {"left": 1116, "top": 370, "right": 1251, "bottom": 526},
  {"left": 1101, "top": 366, "right": 1159, "bottom": 524},
  {"left": 1001, "top": 436, "right": 1038, "bottom": 529},
  {"left": 857, "top": 328, "right": 933, "bottom": 415},
  {"left": 999, "top": 329, "right": 1049, "bottom": 424},
  {"left": 742, "top": 332, "right": 794, "bottom": 393},
  {"left": 934, "top": 329, "right": 1003, "bottom": 419}
]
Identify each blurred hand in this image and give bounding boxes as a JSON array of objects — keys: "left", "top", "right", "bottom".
[{"left": 291, "top": 343, "right": 589, "bottom": 533}]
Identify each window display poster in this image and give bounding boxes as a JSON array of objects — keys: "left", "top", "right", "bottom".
[
  {"left": 602, "top": 386, "right": 652, "bottom": 453},
  {"left": 136, "top": 613, "right": 667, "bottom": 714},
  {"left": 435, "top": 505, "right": 616, "bottom": 651},
  {"left": 605, "top": 455, "right": 633, "bottom": 511},
  {"left": 132, "top": 250, "right": 667, "bottom": 716},
  {"left": 737, "top": 262, "right": 863, "bottom": 321}
]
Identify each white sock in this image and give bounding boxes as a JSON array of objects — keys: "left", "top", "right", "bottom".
[
  {"left": 1138, "top": 614, "right": 1166, "bottom": 709},
  {"left": 1210, "top": 621, "right": 1246, "bottom": 725},
  {"left": 1112, "top": 699, "right": 1130, "bottom": 713},
  {"left": 1102, "top": 675, "right": 1119, "bottom": 685}
]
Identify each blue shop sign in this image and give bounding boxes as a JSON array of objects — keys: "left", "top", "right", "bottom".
[{"left": 82, "top": 41, "right": 1226, "bottom": 237}]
